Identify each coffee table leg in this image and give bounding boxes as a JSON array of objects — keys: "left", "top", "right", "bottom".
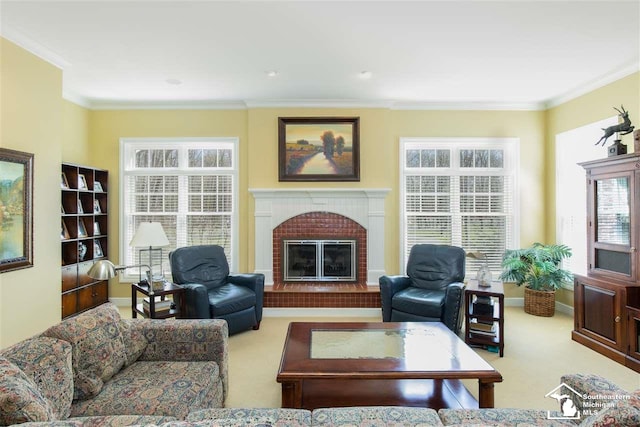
[
  {"left": 281, "top": 381, "right": 302, "bottom": 408},
  {"left": 478, "top": 380, "right": 495, "bottom": 408}
]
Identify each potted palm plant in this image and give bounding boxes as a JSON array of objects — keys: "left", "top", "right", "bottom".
[{"left": 499, "top": 242, "right": 573, "bottom": 316}]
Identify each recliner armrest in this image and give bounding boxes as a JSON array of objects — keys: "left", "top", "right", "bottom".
[
  {"left": 228, "top": 273, "right": 265, "bottom": 323},
  {"left": 228, "top": 273, "right": 264, "bottom": 293},
  {"left": 442, "top": 282, "right": 465, "bottom": 334},
  {"left": 177, "top": 283, "right": 210, "bottom": 318},
  {"left": 379, "top": 275, "right": 411, "bottom": 321}
]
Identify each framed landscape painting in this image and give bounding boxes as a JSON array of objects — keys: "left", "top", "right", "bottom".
[
  {"left": 278, "top": 117, "right": 360, "bottom": 181},
  {"left": 0, "top": 148, "right": 34, "bottom": 273}
]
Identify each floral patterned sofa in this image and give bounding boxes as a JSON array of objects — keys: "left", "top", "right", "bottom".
[{"left": 0, "top": 302, "right": 228, "bottom": 426}]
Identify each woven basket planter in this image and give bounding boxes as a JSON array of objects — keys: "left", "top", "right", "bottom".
[{"left": 524, "top": 287, "right": 556, "bottom": 317}]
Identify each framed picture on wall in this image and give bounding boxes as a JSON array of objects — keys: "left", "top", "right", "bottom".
[
  {"left": 0, "top": 148, "right": 34, "bottom": 273},
  {"left": 278, "top": 117, "right": 360, "bottom": 182}
]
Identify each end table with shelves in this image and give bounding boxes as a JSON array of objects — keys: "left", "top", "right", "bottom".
[
  {"left": 464, "top": 280, "right": 505, "bottom": 357},
  {"left": 131, "top": 281, "right": 185, "bottom": 319}
]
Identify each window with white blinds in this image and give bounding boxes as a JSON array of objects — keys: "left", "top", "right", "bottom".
[
  {"left": 400, "top": 138, "right": 519, "bottom": 277},
  {"left": 120, "top": 138, "right": 238, "bottom": 281}
]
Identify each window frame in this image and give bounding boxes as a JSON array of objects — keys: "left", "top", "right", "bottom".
[
  {"left": 119, "top": 137, "right": 239, "bottom": 282},
  {"left": 399, "top": 137, "right": 520, "bottom": 277}
]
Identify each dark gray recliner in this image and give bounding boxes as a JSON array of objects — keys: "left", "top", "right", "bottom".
[
  {"left": 169, "top": 245, "right": 264, "bottom": 335},
  {"left": 379, "top": 244, "right": 466, "bottom": 334}
]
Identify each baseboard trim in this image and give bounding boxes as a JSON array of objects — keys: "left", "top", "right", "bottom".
[
  {"left": 505, "top": 297, "right": 574, "bottom": 315},
  {"left": 110, "top": 297, "right": 130, "bottom": 307}
]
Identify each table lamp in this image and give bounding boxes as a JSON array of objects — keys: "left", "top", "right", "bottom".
[{"left": 129, "top": 222, "right": 169, "bottom": 288}]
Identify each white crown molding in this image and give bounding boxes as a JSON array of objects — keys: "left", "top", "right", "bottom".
[
  {"left": 62, "top": 89, "right": 92, "bottom": 109},
  {"left": 244, "top": 99, "right": 395, "bottom": 109},
  {"left": 86, "top": 100, "right": 248, "bottom": 110},
  {"left": 391, "top": 101, "right": 545, "bottom": 111},
  {"left": 1, "top": 24, "right": 71, "bottom": 70},
  {"left": 544, "top": 59, "right": 640, "bottom": 109}
]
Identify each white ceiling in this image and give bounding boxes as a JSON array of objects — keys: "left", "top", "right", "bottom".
[{"left": 1, "top": 1, "right": 639, "bottom": 110}]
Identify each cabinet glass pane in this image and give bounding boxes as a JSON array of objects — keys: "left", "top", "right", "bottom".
[
  {"left": 595, "top": 249, "right": 631, "bottom": 275},
  {"left": 595, "top": 177, "right": 630, "bottom": 245}
]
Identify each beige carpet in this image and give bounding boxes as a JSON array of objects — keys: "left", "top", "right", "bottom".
[{"left": 121, "top": 306, "right": 639, "bottom": 410}]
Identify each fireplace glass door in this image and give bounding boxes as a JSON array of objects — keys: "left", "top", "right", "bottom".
[{"left": 284, "top": 240, "right": 356, "bottom": 281}]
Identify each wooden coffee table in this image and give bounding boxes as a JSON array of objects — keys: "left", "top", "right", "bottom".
[{"left": 277, "top": 322, "right": 502, "bottom": 410}]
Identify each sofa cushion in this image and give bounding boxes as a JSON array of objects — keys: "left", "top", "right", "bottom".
[
  {"left": 0, "top": 336, "right": 74, "bottom": 420},
  {"left": 312, "top": 406, "right": 443, "bottom": 427},
  {"left": 118, "top": 319, "right": 148, "bottom": 366},
  {"left": 43, "top": 302, "right": 127, "bottom": 400},
  {"left": 70, "top": 361, "right": 223, "bottom": 419},
  {"left": 0, "top": 357, "right": 54, "bottom": 425},
  {"left": 579, "top": 390, "right": 640, "bottom": 427},
  {"left": 187, "top": 408, "right": 311, "bottom": 426},
  {"left": 437, "top": 408, "right": 576, "bottom": 427}
]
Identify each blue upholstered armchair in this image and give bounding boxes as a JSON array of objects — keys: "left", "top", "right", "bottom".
[
  {"left": 169, "top": 245, "right": 264, "bottom": 335},
  {"left": 379, "top": 244, "right": 466, "bottom": 334}
]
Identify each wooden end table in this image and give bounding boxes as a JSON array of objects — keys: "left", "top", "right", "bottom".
[
  {"left": 131, "top": 281, "right": 184, "bottom": 319},
  {"left": 464, "top": 280, "right": 505, "bottom": 357}
]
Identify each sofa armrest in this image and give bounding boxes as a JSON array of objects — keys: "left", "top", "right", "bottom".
[
  {"left": 379, "top": 275, "right": 411, "bottom": 321},
  {"left": 228, "top": 273, "right": 265, "bottom": 323},
  {"left": 560, "top": 373, "right": 630, "bottom": 398},
  {"left": 134, "top": 319, "right": 229, "bottom": 397}
]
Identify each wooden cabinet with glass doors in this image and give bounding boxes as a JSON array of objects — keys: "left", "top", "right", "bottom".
[{"left": 572, "top": 153, "right": 640, "bottom": 372}]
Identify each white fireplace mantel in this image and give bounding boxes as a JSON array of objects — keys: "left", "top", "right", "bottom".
[{"left": 249, "top": 188, "right": 391, "bottom": 285}]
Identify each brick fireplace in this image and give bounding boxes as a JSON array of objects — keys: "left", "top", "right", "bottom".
[
  {"left": 249, "top": 188, "right": 390, "bottom": 308},
  {"left": 273, "top": 212, "right": 367, "bottom": 285}
]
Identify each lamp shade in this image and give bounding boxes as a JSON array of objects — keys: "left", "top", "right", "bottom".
[
  {"left": 87, "top": 260, "right": 118, "bottom": 280},
  {"left": 129, "top": 222, "right": 169, "bottom": 247}
]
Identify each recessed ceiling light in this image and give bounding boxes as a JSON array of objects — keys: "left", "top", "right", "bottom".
[
  {"left": 165, "top": 78, "right": 182, "bottom": 85},
  {"left": 358, "top": 71, "right": 372, "bottom": 79},
  {"left": 266, "top": 70, "right": 279, "bottom": 78}
]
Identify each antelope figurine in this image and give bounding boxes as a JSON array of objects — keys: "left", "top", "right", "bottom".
[{"left": 596, "top": 105, "right": 634, "bottom": 146}]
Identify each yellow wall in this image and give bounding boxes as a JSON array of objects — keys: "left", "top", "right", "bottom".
[
  {"left": 62, "top": 100, "right": 92, "bottom": 165},
  {"left": 545, "top": 72, "right": 640, "bottom": 305},
  {"left": 1, "top": 36, "right": 638, "bottom": 345},
  {"left": 0, "top": 38, "right": 63, "bottom": 346}
]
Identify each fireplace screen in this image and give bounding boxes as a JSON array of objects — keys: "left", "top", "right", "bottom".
[{"left": 284, "top": 240, "right": 356, "bottom": 281}]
